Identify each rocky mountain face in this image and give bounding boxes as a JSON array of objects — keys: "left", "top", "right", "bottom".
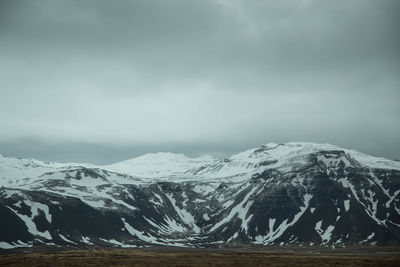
[{"left": 1, "top": 142, "right": 399, "bottom": 249}]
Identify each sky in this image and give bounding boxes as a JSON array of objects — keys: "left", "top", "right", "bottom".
[{"left": 0, "top": 0, "right": 399, "bottom": 164}]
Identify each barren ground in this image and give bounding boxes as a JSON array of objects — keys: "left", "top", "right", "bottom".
[{"left": 1, "top": 246, "right": 399, "bottom": 266}]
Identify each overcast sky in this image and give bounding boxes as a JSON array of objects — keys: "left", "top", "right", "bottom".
[{"left": 0, "top": 0, "right": 399, "bottom": 164}]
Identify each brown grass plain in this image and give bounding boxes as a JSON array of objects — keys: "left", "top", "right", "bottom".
[{"left": 0, "top": 246, "right": 399, "bottom": 267}]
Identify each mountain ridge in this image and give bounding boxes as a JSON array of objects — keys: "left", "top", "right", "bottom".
[
  {"left": 1, "top": 142, "right": 399, "bottom": 249},
  {"left": 1, "top": 142, "right": 399, "bottom": 179}
]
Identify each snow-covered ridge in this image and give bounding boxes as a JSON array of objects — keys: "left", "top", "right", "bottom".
[
  {"left": 1, "top": 142, "right": 399, "bottom": 187},
  {"left": 0, "top": 153, "right": 98, "bottom": 187},
  {"left": 104, "top": 152, "right": 218, "bottom": 178},
  {"left": 187, "top": 142, "right": 400, "bottom": 179},
  {"left": 239, "top": 142, "right": 400, "bottom": 171}
]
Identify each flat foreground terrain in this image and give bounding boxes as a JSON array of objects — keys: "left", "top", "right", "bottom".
[{"left": 1, "top": 247, "right": 400, "bottom": 266}]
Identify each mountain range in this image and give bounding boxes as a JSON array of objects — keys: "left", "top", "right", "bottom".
[{"left": 1, "top": 142, "right": 399, "bottom": 249}]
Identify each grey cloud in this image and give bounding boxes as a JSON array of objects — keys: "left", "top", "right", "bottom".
[{"left": 0, "top": 0, "right": 399, "bottom": 163}]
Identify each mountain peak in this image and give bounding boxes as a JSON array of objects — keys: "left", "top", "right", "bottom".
[{"left": 104, "top": 152, "right": 218, "bottom": 178}]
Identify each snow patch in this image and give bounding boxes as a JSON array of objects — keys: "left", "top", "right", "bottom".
[
  {"left": 254, "top": 194, "right": 312, "bottom": 244},
  {"left": 315, "top": 220, "right": 335, "bottom": 244},
  {"left": 344, "top": 200, "right": 350, "bottom": 212},
  {"left": 165, "top": 193, "right": 200, "bottom": 233},
  {"left": 0, "top": 240, "right": 32, "bottom": 249},
  {"left": 7, "top": 206, "right": 52, "bottom": 240},
  {"left": 59, "top": 234, "right": 77, "bottom": 245},
  {"left": 209, "top": 186, "right": 259, "bottom": 232}
]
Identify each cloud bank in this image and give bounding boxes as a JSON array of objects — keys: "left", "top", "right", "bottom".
[{"left": 0, "top": 0, "right": 399, "bottom": 162}]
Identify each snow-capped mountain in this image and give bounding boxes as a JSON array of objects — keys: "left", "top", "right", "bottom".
[
  {"left": 105, "top": 152, "right": 218, "bottom": 178},
  {"left": 1, "top": 142, "right": 399, "bottom": 249}
]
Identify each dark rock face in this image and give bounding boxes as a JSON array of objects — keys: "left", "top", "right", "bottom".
[{"left": 0, "top": 143, "right": 399, "bottom": 249}]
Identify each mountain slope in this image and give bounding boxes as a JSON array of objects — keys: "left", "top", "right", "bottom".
[{"left": 0, "top": 142, "right": 399, "bottom": 249}]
